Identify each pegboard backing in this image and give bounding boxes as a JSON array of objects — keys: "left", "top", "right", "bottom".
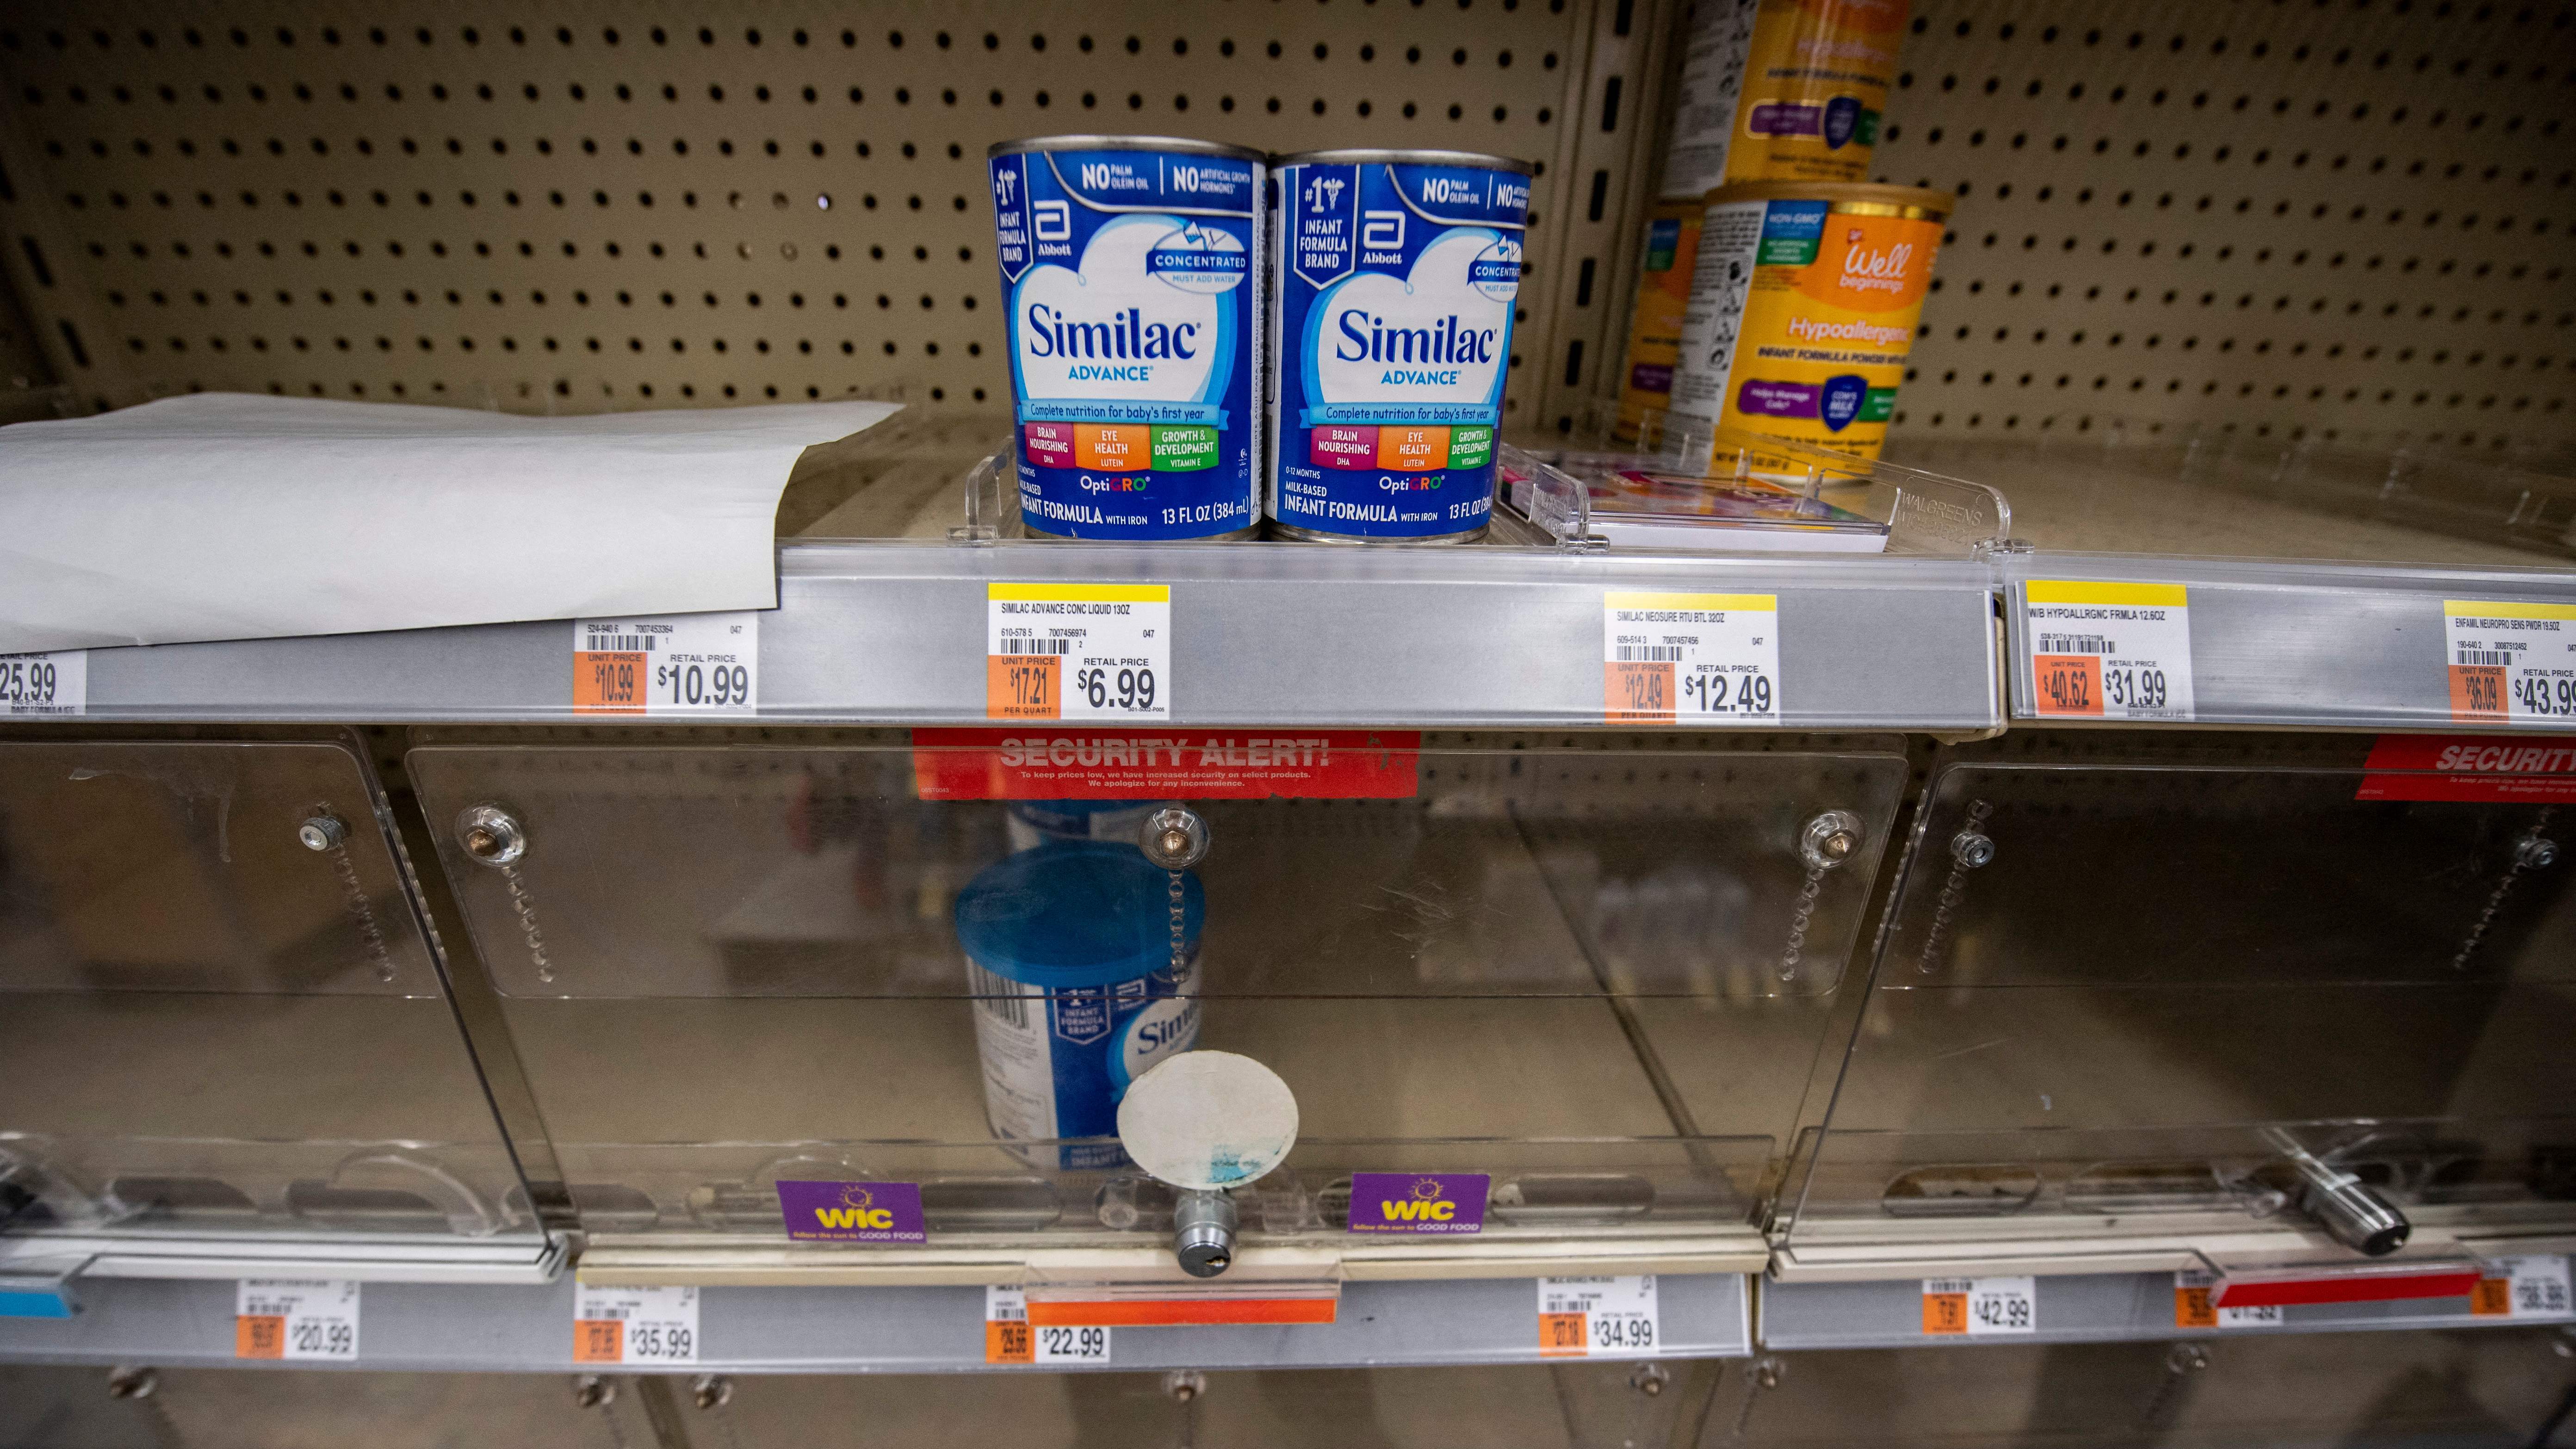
[
  {"left": 0, "top": 0, "right": 1643, "bottom": 426},
  {"left": 0, "top": 0, "right": 2567, "bottom": 457},
  {"left": 1870, "top": 0, "right": 2576, "bottom": 452}
]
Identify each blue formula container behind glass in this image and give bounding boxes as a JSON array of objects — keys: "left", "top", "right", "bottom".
[
  {"left": 955, "top": 841, "right": 1206, "bottom": 1168},
  {"left": 987, "top": 136, "right": 1267, "bottom": 540},
  {"left": 1268, "top": 149, "right": 1534, "bottom": 543}
]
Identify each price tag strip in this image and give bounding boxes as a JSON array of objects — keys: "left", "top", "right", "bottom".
[
  {"left": 573, "top": 613, "right": 760, "bottom": 715},
  {"left": 235, "top": 1279, "right": 360, "bottom": 1361},
  {"left": 2445, "top": 601, "right": 2576, "bottom": 724},
  {"left": 0, "top": 650, "right": 86, "bottom": 718},
  {"left": 2174, "top": 1271, "right": 2284, "bottom": 1330},
  {"left": 1921, "top": 1276, "right": 2035, "bottom": 1336},
  {"left": 2022, "top": 581, "right": 2195, "bottom": 721},
  {"left": 1603, "top": 593, "right": 1780, "bottom": 725},
  {"left": 2471, "top": 1255, "right": 2575, "bottom": 1320},
  {"left": 573, "top": 1283, "right": 700, "bottom": 1366},
  {"left": 1538, "top": 1275, "right": 1663, "bottom": 1357},
  {"left": 985, "top": 1288, "right": 1112, "bottom": 1364},
  {"left": 987, "top": 584, "right": 1171, "bottom": 722}
]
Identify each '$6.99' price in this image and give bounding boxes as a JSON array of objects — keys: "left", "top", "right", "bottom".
[{"left": 1075, "top": 664, "right": 1157, "bottom": 713}]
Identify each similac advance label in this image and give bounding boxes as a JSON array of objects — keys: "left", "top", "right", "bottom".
[
  {"left": 1668, "top": 195, "right": 1939, "bottom": 464},
  {"left": 967, "top": 947, "right": 1201, "bottom": 1169},
  {"left": 1270, "top": 159, "right": 1529, "bottom": 539},
  {"left": 990, "top": 146, "right": 1263, "bottom": 539}
]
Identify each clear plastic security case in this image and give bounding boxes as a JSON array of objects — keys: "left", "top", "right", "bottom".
[
  {"left": 1781, "top": 734, "right": 2576, "bottom": 1274},
  {"left": 0, "top": 740, "right": 545, "bottom": 1259},
  {"left": 405, "top": 734, "right": 1907, "bottom": 1270}
]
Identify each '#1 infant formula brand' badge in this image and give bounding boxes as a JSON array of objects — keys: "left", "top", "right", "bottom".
[
  {"left": 1346, "top": 1172, "right": 1489, "bottom": 1235},
  {"left": 777, "top": 1181, "right": 927, "bottom": 1244}
]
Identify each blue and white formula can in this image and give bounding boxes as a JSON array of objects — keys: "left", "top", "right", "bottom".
[
  {"left": 1268, "top": 149, "right": 1534, "bottom": 543},
  {"left": 954, "top": 840, "right": 1206, "bottom": 1168},
  {"left": 988, "top": 136, "right": 1266, "bottom": 540}
]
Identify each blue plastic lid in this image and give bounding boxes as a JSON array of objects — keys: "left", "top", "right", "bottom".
[
  {"left": 955, "top": 840, "right": 1206, "bottom": 989},
  {"left": 1008, "top": 799, "right": 1154, "bottom": 819}
]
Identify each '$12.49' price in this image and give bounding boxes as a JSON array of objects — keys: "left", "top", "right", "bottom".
[
  {"left": 1681, "top": 669, "right": 1772, "bottom": 716},
  {"left": 1074, "top": 664, "right": 1157, "bottom": 713}
]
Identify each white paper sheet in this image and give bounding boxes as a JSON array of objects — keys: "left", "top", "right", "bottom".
[{"left": 0, "top": 393, "right": 899, "bottom": 653}]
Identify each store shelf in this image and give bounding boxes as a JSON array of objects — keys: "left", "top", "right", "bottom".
[
  {"left": 59, "top": 540, "right": 2002, "bottom": 732},
  {"left": 1757, "top": 1255, "right": 2574, "bottom": 1352},
  {"left": 0, "top": 1271, "right": 1750, "bottom": 1372}
]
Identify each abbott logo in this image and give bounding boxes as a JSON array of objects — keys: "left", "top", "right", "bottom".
[
  {"left": 1032, "top": 200, "right": 1072, "bottom": 242},
  {"left": 1362, "top": 210, "right": 1405, "bottom": 250}
]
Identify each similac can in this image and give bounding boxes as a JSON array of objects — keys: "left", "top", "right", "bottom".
[
  {"left": 1720, "top": 0, "right": 1909, "bottom": 186},
  {"left": 1666, "top": 181, "right": 1950, "bottom": 468},
  {"left": 954, "top": 841, "right": 1204, "bottom": 1169},
  {"left": 1268, "top": 149, "right": 1533, "bottom": 544},
  {"left": 1004, "top": 798, "right": 1154, "bottom": 853},
  {"left": 1610, "top": 199, "right": 1704, "bottom": 443},
  {"left": 987, "top": 136, "right": 1265, "bottom": 540}
]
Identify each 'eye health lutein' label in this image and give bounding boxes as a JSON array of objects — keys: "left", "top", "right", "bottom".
[
  {"left": 1269, "top": 152, "right": 1531, "bottom": 542},
  {"left": 990, "top": 138, "right": 1265, "bottom": 540}
]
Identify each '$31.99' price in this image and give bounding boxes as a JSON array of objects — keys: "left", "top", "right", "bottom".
[
  {"left": 2103, "top": 665, "right": 2167, "bottom": 710},
  {"left": 1075, "top": 664, "right": 1157, "bottom": 713},
  {"left": 1680, "top": 669, "right": 1772, "bottom": 716}
]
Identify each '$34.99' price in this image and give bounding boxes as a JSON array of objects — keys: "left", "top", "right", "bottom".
[{"left": 1074, "top": 664, "right": 1157, "bottom": 713}]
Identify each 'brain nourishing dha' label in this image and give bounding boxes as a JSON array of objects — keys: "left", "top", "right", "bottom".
[
  {"left": 1666, "top": 182, "right": 1950, "bottom": 469},
  {"left": 989, "top": 138, "right": 1265, "bottom": 540},
  {"left": 1269, "top": 151, "right": 1531, "bottom": 542}
]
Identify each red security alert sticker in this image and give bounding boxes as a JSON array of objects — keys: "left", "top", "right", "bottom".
[
  {"left": 912, "top": 729, "right": 1421, "bottom": 800},
  {"left": 2355, "top": 735, "right": 2576, "bottom": 803}
]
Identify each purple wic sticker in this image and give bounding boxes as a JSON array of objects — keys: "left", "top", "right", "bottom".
[
  {"left": 777, "top": 1181, "right": 927, "bottom": 1244},
  {"left": 1346, "top": 1173, "right": 1490, "bottom": 1235}
]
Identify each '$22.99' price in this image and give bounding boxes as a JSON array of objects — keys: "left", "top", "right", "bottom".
[{"left": 1038, "top": 1325, "right": 1109, "bottom": 1361}]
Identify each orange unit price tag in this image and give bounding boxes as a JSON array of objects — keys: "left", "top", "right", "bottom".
[{"left": 1921, "top": 1281, "right": 1969, "bottom": 1335}]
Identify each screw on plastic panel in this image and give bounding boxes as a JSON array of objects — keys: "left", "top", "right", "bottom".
[
  {"left": 1139, "top": 806, "right": 1211, "bottom": 870},
  {"left": 2519, "top": 837, "right": 2559, "bottom": 869},
  {"left": 1629, "top": 1362, "right": 1669, "bottom": 1396},
  {"left": 1950, "top": 830, "right": 1997, "bottom": 867},
  {"left": 1164, "top": 1369, "right": 1206, "bottom": 1403},
  {"left": 2166, "top": 1342, "right": 2211, "bottom": 1375},
  {"left": 456, "top": 804, "right": 528, "bottom": 866},
  {"left": 574, "top": 1374, "right": 617, "bottom": 1409},
  {"left": 297, "top": 813, "right": 347, "bottom": 851},
  {"left": 105, "top": 1365, "right": 157, "bottom": 1399},
  {"left": 1799, "top": 810, "right": 1864, "bottom": 871},
  {"left": 1752, "top": 1356, "right": 1785, "bottom": 1390},
  {"left": 693, "top": 1375, "right": 733, "bottom": 1410}
]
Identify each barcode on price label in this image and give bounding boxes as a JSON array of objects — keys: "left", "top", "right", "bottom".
[
  {"left": 236, "top": 1279, "right": 359, "bottom": 1361},
  {"left": 0, "top": 651, "right": 85, "bottom": 718},
  {"left": 2471, "top": 1256, "right": 2575, "bottom": 1319},
  {"left": 987, "top": 584, "right": 1171, "bottom": 722},
  {"left": 1922, "top": 1276, "right": 2035, "bottom": 1336},
  {"left": 574, "top": 1284, "right": 700, "bottom": 1365},
  {"left": 573, "top": 613, "right": 759, "bottom": 716},
  {"left": 2442, "top": 601, "right": 2576, "bottom": 725},
  {"left": 2174, "top": 1271, "right": 2283, "bottom": 1329},
  {"left": 984, "top": 1288, "right": 1111, "bottom": 1364},
  {"left": 1538, "top": 1275, "right": 1662, "bottom": 1357},
  {"left": 2022, "top": 581, "right": 2194, "bottom": 721},
  {"left": 1602, "top": 593, "right": 1780, "bottom": 726}
]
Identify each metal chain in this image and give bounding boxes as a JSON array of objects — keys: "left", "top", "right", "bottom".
[{"left": 1169, "top": 868, "right": 1187, "bottom": 977}]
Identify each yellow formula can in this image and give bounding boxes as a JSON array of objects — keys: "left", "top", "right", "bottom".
[
  {"left": 1721, "top": 0, "right": 1909, "bottom": 186},
  {"left": 1666, "top": 181, "right": 1950, "bottom": 468},
  {"left": 1610, "top": 198, "right": 1703, "bottom": 443}
]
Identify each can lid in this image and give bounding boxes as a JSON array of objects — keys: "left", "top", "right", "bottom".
[
  {"left": 1700, "top": 180, "right": 1955, "bottom": 221},
  {"left": 1009, "top": 798, "right": 1156, "bottom": 820},
  {"left": 988, "top": 135, "right": 1266, "bottom": 163},
  {"left": 1275, "top": 148, "right": 1538, "bottom": 175},
  {"left": 955, "top": 840, "right": 1207, "bottom": 988}
]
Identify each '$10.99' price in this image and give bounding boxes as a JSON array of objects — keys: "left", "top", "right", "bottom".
[
  {"left": 1074, "top": 664, "right": 1157, "bottom": 713},
  {"left": 654, "top": 661, "right": 752, "bottom": 708},
  {"left": 1681, "top": 669, "right": 1772, "bottom": 717}
]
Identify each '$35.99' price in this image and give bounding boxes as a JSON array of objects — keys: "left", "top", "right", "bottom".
[
  {"left": 1074, "top": 664, "right": 1157, "bottom": 713},
  {"left": 622, "top": 1320, "right": 695, "bottom": 1361}
]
